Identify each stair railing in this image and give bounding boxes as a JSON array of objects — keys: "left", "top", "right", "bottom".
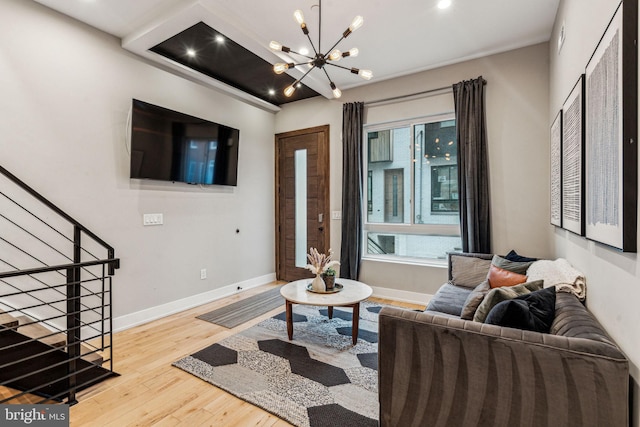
[{"left": 0, "top": 165, "right": 119, "bottom": 405}]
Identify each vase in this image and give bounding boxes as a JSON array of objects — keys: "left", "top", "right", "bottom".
[
  {"left": 322, "top": 274, "right": 335, "bottom": 290},
  {"left": 311, "top": 274, "right": 326, "bottom": 292}
]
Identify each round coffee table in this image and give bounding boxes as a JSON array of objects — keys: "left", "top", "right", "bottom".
[{"left": 280, "top": 278, "right": 373, "bottom": 345}]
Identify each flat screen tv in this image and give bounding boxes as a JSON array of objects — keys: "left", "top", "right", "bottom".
[{"left": 129, "top": 99, "right": 240, "bottom": 186}]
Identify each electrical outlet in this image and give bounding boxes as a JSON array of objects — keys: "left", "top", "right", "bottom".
[{"left": 200, "top": 269, "right": 207, "bottom": 280}]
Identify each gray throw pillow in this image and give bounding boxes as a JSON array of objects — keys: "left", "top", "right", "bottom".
[
  {"left": 460, "top": 280, "right": 490, "bottom": 320},
  {"left": 450, "top": 255, "right": 492, "bottom": 288},
  {"left": 491, "top": 254, "right": 534, "bottom": 275},
  {"left": 473, "top": 280, "right": 544, "bottom": 323}
]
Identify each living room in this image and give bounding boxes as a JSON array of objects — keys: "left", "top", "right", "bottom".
[{"left": 1, "top": 0, "right": 638, "bottom": 425}]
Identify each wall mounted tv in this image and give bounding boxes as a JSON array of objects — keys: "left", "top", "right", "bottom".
[{"left": 130, "top": 99, "right": 240, "bottom": 186}]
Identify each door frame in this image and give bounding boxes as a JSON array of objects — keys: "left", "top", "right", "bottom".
[{"left": 275, "top": 125, "right": 331, "bottom": 280}]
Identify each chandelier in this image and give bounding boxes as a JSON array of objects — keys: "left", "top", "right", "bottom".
[{"left": 269, "top": 0, "right": 372, "bottom": 99}]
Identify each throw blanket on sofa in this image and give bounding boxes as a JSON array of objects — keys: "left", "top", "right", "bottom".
[{"left": 527, "top": 258, "right": 586, "bottom": 301}]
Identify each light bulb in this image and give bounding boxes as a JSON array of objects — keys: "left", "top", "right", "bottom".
[
  {"left": 359, "top": 69, "right": 373, "bottom": 80},
  {"left": 349, "top": 16, "right": 364, "bottom": 32},
  {"left": 330, "top": 82, "right": 342, "bottom": 98},
  {"left": 329, "top": 50, "right": 342, "bottom": 61},
  {"left": 284, "top": 85, "right": 296, "bottom": 97},
  {"left": 270, "top": 41, "right": 290, "bottom": 53},
  {"left": 293, "top": 10, "right": 305, "bottom": 25},
  {"left": 273, "top": 63, "right": 289, "bottom": 74},
  {"left": 344, "top": 48, "right": 359, "bottom": 58}
]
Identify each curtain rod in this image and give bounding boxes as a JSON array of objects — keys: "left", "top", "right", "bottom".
[
  {"left": 364, "top": 79, "right": 487, "bottom": 107},
  {"left": 364, "top": 85, "right": 452, "bottom": 107}
]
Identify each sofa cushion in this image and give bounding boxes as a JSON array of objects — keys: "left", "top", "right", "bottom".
[
  {"left": 485, "top": 286, "right": 556, "bottom": 333},
  {"left": 491, "top": 254, "right": 534, "bottom": 275},
  {"left": 424, "top": 283, "right": 472, "bottom": 317},
  {"left": 487, "top": 264, "right": 527, "bottom": 288},
  {"left": 473, "top": 280, "right": 543, "bottom": 323},
  {"left": 504, "top": 249, "right": 538, "bottom": 262},
  {"left": 459, "top": 280, "right": 490, "bottom": 320},
  {"left": 449, "top": 253, "right": 492, "bottom": 288}
]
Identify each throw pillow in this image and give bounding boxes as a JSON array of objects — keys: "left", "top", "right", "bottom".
[
  {"left": 504, "top": 250, "right": 538, "bottom": 263},
  {"left": 491, "top": 254, "right": 534, "bottom": 275},
  {"left": 473, "top": 280, "right": 543, "bottom": 323},
  {"left": 460, "top": 280, "right": 490, "bottom": 320},
  {"left": 487, "top": 264, "right": 527, "bottom": 289},
  {"left": 485, "top": 286, "right": 556, "bottom": 333},
  {"left": 424, "top": 283, "right": 472, "bottom": 317},
  {"left": 449, "top": 254, "right": 492, "bottom": 288}
]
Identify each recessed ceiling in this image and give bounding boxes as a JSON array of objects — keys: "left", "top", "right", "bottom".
[
  {"left": 150, "top": 22, "right": 319, "bottom": 105},
  {"left": 34, "top": 0, "right": 560, "bottom": 111}
]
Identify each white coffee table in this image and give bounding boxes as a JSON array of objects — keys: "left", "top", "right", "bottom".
[{"left": 280, "top": 278, "right": 373, "bottom": 345}]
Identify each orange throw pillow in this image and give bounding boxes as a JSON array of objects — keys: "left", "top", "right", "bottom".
[{"left": 487, "top": 264, "right": 527, "bottom": 288}]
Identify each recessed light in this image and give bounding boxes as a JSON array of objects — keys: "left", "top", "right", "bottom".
[
  {"left": 186, "top": 48, "right": 196, "bottom": 58},
  {"left": 268, "top": 89, "right": 276, "bottom": 96},
  {"left": 215, "top": 35, "right": 225, "bottom": 43},
  {"left": 437, "top": 0, "right": 452, "bottom": 10}
]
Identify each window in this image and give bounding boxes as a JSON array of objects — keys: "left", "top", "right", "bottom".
[{"left": 363, "top": 115, "right": 462, "bottom": 261}]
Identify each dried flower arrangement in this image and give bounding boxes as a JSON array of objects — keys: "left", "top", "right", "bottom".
[{"left": 305, "top": 248, "right": 340, "bottom": 275}]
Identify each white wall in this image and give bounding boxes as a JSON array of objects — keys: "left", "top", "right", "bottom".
[
  {"left": 275, "top": 43, "right": 551, "bottom": 297},
  {"left": 550, "top": 1, "right": 640, "bottom": 424},
  {"left": 0, "top": 0, "right": 276, "bottom": 329}
]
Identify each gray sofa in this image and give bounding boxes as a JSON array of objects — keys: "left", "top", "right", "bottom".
[{"left": 378, "top": 252, "right": 629, "bottom": 427}]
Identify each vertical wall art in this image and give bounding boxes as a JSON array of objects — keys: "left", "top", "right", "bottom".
[
  {"left": 584, "top": 0, "right": 637, "bottom": 252},
  {"left": 561, "top": 76, "right": 585, "bottom": 235},
  {"left": 550, "top": 111, "right": 562, "bottom": 227}
]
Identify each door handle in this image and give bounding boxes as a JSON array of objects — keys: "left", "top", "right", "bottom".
[{"left": 318, "top": 226, "right": 324, "bottom": 232}]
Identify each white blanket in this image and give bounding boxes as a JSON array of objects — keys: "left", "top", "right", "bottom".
[{"left": 526, "top": 258, "right": 586, "bottom": 301}]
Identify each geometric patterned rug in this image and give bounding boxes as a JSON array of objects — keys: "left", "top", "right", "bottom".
[{"left": 173, "top": 301, "right": 383, "bottom": 427}]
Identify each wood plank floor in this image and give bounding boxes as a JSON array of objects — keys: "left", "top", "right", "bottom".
[{"left": 65, "top": 283, "right": 423, "bottom": 426}]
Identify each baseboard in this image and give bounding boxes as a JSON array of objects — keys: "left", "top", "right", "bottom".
[
  {"left": 113, "top": 273, "right": 276, "bottom": 332},
  {"left": 370, "top": 285, "right": 432, "bottom": 307}
]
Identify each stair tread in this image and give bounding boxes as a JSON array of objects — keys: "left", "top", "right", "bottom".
[
  {"left": 80, "top": 345, "right": 104, "bottom": 365},
  {"left": 0, "top": 310, "right": 19, "bottom": 328},
  {"left": 16, "top": 316, "right": 66, "bottom": 348}
]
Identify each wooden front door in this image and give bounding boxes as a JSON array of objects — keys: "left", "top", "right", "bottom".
[{"left": 275, "top": 125, "right": 330, "bottom": 281}]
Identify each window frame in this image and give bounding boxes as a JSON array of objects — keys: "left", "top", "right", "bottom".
[{"left": 362, "top": 113, "right": 460, "bottom": 264}]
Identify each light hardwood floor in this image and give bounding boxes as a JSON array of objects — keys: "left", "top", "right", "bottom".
[{"left": 64, "top": 282, "right": 423, "bottom": 426}]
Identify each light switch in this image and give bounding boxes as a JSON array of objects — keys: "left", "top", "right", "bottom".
[
  {"left": 143, "top": 213, "right": 163, "bottom": 226},
  {"left": 331, "top": 211, "right": 342, "bottom": 220}
]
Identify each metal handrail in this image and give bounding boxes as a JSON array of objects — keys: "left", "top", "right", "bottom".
[{"left": 0, "top": 165, "right": 119, "bottom": 404}]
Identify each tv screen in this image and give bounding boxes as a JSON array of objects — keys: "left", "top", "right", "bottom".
[{"left": 130, "top": 99, "right": 240, "bottom": 186}]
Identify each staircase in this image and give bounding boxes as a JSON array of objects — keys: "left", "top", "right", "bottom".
[{"left": 0, "top": 165, "right": 119, "bottom": 405}]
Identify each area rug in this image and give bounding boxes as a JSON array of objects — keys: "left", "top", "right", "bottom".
[
  {"left": 196, "top": 286, "right": 284, "bottom": 328},
  {"left": 174, "top": 301, "right": 384, "bottom": 427}
]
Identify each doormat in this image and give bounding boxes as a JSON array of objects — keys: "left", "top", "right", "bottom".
[{"left": 196, "top": 287, "right": 284, "bottom": 329}]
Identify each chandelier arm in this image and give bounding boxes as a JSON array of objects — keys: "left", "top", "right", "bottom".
[
  {"left": 305, "top": 33, "right": 320, "bottom": 56},
  {"left": 293, "top": 64, "right": 318, "bottom": 86},
  {"left": 288, "top": 50, "right": 315, "bottom": 60},
  {"left": 323, "top": 36, "right": 347, "bottom": 59},
  {"left": 325, "top": 62, "right": 353, "bottom": 72},
  {"left": 321, "top": 67, "right": 333, "bottom": 83}
]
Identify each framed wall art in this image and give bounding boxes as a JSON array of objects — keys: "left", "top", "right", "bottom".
[
  {"left": 561, "top": 76, "right": 585, "bottom": 236},
  {"left": 550, "top": 111, "right": 562, "bottom": 227},
  {"left": 584, "top": 0, "right": 637, "bottom": 252}
]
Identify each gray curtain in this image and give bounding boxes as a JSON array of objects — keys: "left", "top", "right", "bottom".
[
  {"left": 340, "top": 102, "right": 364, "bottom": 279},
  {"left": 453, "top": 77, "right": 491, "bottom": 253}
]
